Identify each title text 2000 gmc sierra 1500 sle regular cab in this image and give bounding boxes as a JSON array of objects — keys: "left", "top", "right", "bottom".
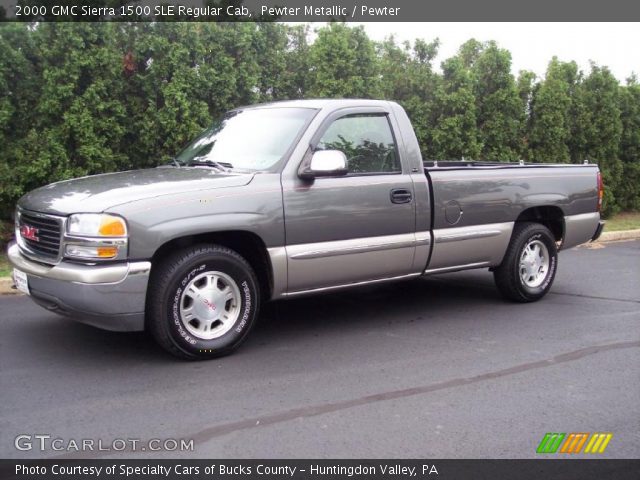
[{"left": 8, "top": 100, "right": 604, "bottom": 359}]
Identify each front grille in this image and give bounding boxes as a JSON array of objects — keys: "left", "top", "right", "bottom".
[{"left": 18, "top": 210, "right": 63, "bottom": 263}]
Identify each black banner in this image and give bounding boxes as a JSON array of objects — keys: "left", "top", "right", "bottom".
[
  {"left": 1, "top": 460, "right": 639, "bottom": 480},
  {"left": 1, "top": 0, "right": 640, "bottom": 22}
]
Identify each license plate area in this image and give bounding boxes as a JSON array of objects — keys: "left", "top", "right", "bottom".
[{"left": 13, "top": 268, "right": 30, "bottom": 295}]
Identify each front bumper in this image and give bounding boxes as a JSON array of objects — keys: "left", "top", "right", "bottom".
[{"left": 7, "top": 242, "right": 150, "bottom": 331}]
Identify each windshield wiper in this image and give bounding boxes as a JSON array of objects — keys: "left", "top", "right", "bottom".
[
  {"left": 188, "top": 160, "right": 234, "bottom": 172},
  {"left": 167, "top": 158, "right": 184, "bottom": 167}
]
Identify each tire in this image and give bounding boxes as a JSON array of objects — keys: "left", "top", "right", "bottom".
[
  {"left": 147, "top": 244, "right": 260, "bottom": 360},
  {"left": 493, "top": 222, "right": 558, "bottom": 302}
]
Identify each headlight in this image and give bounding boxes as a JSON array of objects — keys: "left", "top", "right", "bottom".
[
  {"left": 67, "top": 214, "right": 127, "bottom": 237},
  {"left": 64, "top": 214, "right": 128, "bottom": 261}
]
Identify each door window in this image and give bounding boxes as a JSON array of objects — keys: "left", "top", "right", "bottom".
[{"left": 316, "top": 114, "right": 400, "bottom": 174}]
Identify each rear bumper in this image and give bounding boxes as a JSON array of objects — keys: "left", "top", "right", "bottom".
[
  {"left": 591, "top": 221, "right": 605, "bottom": 242},
  {"left": 7, "top": 242, "right": 150, "bottom": 332},
  {"left": 563, "top": 212, "right": 602, "bottom": 250}
]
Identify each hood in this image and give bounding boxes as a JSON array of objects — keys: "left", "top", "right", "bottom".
[{"left": 18, "top": 167, "right": 255, "bottom": 215}]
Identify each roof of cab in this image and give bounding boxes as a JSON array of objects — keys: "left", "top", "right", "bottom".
[{"left": 237, "top": 98, "right": 397, "bottom": 110}]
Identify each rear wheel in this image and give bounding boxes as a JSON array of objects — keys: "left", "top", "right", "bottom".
[
  {"left": 493, "top": 222, "right": 558, "bottom": 302},
  {"left": 147, "top": 244, "right": 260, "bottom": 359}
]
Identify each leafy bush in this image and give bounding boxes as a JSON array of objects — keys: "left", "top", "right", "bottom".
[{"left": 1, "top": 23, "right": 638, "bottom": 220}]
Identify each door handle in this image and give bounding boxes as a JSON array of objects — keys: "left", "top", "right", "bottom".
[{"left": 390, "top": 188, "right": 412, "bottom": 204}]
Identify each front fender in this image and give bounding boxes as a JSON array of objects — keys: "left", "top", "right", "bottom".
[{"left": 109, "top": 174, "right": 285, "bottom": 260}]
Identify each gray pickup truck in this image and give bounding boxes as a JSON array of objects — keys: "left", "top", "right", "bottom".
[{"left": 8, "top": 99, "right": 604, "bottom": 359}]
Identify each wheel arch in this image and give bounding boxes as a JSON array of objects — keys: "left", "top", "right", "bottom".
[
  {"left": 150, "top": 230, "right": 274, "bottom": 302},
  {"left": 515, "top": 206, "right": 565, "bottom": 243}
]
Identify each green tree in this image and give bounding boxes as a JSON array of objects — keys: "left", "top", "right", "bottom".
[
  {"left": 528, "top": 58, "right": 578, "bottom": 163},
  {"left": 571, "top": 64, "right": 623, "bottom": 216},
  {"left": 516, "top": 70, "right": 537, "bottom": 159},
  {"left": 618, "top": 76, "right": 640, "bottom": 210},
  {"left": 1, "top": 23, "right": 129, "bottom": 213},
  {"left": 429, "top": 56, "right": 481, "bottom": 159},
  {"left": 115, "top": 23, "right": 214, "bottom": 168},
  {"left": 308, "top": 23, "right": 380, "bottom": 98},
  {"left": 465, "top": 40, "right": 525, "bottom": 160},
  {"left": 253, "top": 23, "right": 310, "bottom": 101},
  {"left": 1, "top": 24, "right": 638, "bottom": 221},
  {"left": 378, "top": 36, "right": 440, "bottom": 158},
  {"left": 0, "top": 24, "right": 41, "bottom": 218},
  {"left": 279, "top": 24, "right": 311, "bottom": 99},
  {"left": 457, "top": 38, "right": 483, "bottom": 69}
]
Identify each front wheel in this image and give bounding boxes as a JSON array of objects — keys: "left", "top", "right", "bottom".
[
  {"left": 493, "top": 222, "right": 558, "bottom": 302},
  {"left": 147, "top": 244, "right": 260, "bottom": 359}
]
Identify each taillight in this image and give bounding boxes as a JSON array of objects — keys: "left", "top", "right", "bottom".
[{"left": 597, "top": 171, "right": 604, "bottom": 212}]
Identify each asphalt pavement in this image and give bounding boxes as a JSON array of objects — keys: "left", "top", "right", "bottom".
[{"left": 1, "top": 240, "right": 638, "bottom": 459}]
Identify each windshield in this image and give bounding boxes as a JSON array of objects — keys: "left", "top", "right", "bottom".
[{"left": 175, "top": 107, "right": 316, "bottom": 171}]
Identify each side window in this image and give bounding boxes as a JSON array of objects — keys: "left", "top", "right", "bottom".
[{"left": 317, "top": 114, "right": 401, "bottom": 174}]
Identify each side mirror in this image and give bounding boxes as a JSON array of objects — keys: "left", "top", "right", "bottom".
[{"left": 299, "top": 150, "right": 348, "bottom": 180}]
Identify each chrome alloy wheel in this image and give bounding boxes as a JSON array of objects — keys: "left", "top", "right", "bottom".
[
  {"left": 519, "top": 239, "right": 550, "bottom": 288},
  {"left": 179, "top": 271, "right": 242, "bottom": 340}
]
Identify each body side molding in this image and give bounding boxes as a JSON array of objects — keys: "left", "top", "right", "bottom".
[
  {"left": 288, "top": 232, "right": 431, "bottom": 260},
  {"left": 427, "top": 222, "right": 514, "bottom": 271}
]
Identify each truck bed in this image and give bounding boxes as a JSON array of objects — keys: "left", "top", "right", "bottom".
[{"left": 420, "top": 160, "right": 600, "bottom": 273}]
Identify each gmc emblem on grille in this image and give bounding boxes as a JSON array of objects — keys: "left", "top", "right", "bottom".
[{"left": 20, "top": 225, "right": 39, "bottom": 242}]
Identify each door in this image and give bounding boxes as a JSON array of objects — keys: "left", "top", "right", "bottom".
[{"left": 283, "top": 110, "right": 417, "bottom": 293}]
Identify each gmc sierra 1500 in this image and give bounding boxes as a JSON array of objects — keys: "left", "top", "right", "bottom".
[{"left": 8, "top": 99, "right": 604, "bottom": 358}]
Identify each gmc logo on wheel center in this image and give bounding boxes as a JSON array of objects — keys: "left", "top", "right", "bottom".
[{"left": 20, "top": 225, "right": 39, "bottom": 242}]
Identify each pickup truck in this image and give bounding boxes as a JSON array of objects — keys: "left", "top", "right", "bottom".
[{"left": 8, "top": 99, "right": 605, "bottom": 359}]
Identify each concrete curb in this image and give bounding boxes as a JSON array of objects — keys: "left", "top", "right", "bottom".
[
  {"left": 1, "top": 228, "right": 639, "bottom": 296},
  {"left": 0, "top": 276, "right": 18, "bottom": 296},
  {"left": 596, "top": 229, "right": 640, "bottom": 243}
]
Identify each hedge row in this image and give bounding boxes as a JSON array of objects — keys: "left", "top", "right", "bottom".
[{"left": 1, "top": 22, "right": 639, "bottom": 219}]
